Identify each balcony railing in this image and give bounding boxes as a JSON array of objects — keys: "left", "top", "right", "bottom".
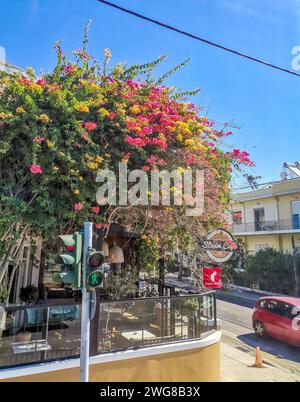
[
  {"left": 231, "top": 219, "right": 300, "bottom": 234},
  {"left": 0, "top": 292, "right": 217, "bottom": 369}
]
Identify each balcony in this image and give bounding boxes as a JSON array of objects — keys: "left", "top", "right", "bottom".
[
  {"left": 0, "top": 292, "right": 217, "bottom": 370},
  {"left": 231, "top": 219, "right": 300, "bottom": 235}
]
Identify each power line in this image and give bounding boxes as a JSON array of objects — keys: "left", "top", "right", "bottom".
[{"left": 96, "top": 0, "right": 300, "bottom": 78}]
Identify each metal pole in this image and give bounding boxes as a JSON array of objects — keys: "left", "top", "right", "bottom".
[{"left": 80, "top": 222, "right": 93, "bottom": 382}]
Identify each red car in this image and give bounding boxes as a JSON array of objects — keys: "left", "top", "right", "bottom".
[{"left": 252, "top": 296, "right": 300, "bottom": 347}]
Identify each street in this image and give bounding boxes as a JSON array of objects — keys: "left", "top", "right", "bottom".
[{"left": 217, "top": 298, "right": 300, "bottom": 381}]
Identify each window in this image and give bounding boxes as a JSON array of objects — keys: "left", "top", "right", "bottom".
[
  {"left": 278, "top": 304, "right": 294, "bottom": 320},
  {"left": 259, "top": 300, "right": 267, "bottom": 309},
  {"left": 265, "top": 300, "right": 293, "bottom": 318},
  {"left": 232, "top": 211, "right": 242, "bottom": 224},
  {"left": 265, "top": 300, "right": 280, "bottom": 315},
  {"left": 291, "top": 201, "right": 300, "bottom": 229}
]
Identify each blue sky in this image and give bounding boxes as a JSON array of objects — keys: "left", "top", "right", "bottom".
[{"left": 1, "top": 0, "right": 300, "bottom": 187}]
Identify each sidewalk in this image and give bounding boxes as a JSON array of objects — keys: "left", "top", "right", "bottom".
[{"left": 221, "top": 341, "right": 299, "bottom": 382}]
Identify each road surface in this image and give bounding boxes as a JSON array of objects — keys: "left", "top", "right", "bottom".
[{"left": 217, "top": 298, "right": 300, "bottom": 380}]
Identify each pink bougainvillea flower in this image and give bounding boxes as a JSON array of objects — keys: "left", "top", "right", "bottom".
[
  {"left": 63, "top": 64, "right": 77, "bottom": 74},
  {"left": 229, "top": 149, "right": 255, "bottom": 167},
  {"left": 142, "top": 166, "right": 150, "bottom": 171},
  {"left": 95, "top": 223, "right": 103, "bottom": 229},
  {"left": 157, "top": 159, "right": 167, "bottom": 167},
  {"left": 93, "top": 207, "right": 100, "bottom": 214},
  {"left": 146, "top": 155, "right": 157, "bottom": 165},
  {"left": 141, "top": 126, "right": 153, "bottom": 136},
  {"left": 104, "top": 224, "right": 110, "bottom": 230},
  {"left": 108, "top": 112, "right": 116, "bottom": 120},
  {"left": 81, "top": 131, "right": 89, "bottom": 138},
  {"left": 150, "top": 138, "right": 167, "bottom": 150},
  {"left": 19, "top": 77, "right": 31, "bottom": 86},
  {"left": 84, "top": 122, "right": 97, "bottom": 131},
  {"left": 76, "top": 49, "right": 92, "bottom": 61},
  {"left": 74, "top": 202, "right": 84, "bottom": 211},
  {"left": 33, "top": 136, "right": 45, "bottom": 143},
  {"left": 126, "top": 121, "right": 140, "bottom": 132},
  {"left": 125, "top": 135, "right": 149, "bottom": 147},
  {"left": 29, "top": 164, "right": 43, "bottom": 174},
  {"left": 36, "top": 79, "right": 48, "bottom": 88},
  {"left": 126, "top": 80, "right": 140, "bottom": 90},
  {"left": 226, "top": 240, "right": 238, "bottom": 250}
]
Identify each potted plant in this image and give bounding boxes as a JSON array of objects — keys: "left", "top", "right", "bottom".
[
  {"left": 16, "top": 285, "right": 39, "bottom": 343},
  {"left": 181, "top": 297, "right": 200, "bottom": 338}
]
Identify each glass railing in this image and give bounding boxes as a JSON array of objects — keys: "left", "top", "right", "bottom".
[
  {"left": 0, "top": 303, "right": 81, "bottom": 369},
  {"left": 97, "top": 293, "right": 217, "bottom": 352},
  {"left": 0, "top": 292, "right": 217, "bottom": 369}
]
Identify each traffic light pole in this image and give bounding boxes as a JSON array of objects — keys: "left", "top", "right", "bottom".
[{"left": 80, "top": 222, "right": 93, "bottom": 382}]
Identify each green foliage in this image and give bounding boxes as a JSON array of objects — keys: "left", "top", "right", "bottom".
[
  {"left": 138, "top": 238, "right": 160, "bottom": 272},
  {"left": 156, "top": 57, "right": 192, "bottom": 85},
  {"left": 182, "top": 297, "right": 199, "bottom": 312},
  {"left": 104, "top": 267, "right": 138, "bottom": 300},
  {"left": 245, "top": 247, "right": 297, "bottom": 294}
]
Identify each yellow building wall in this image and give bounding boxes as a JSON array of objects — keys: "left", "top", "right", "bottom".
[
  {"left": 0, "top": 342, "right": 221, "bottom": 383},
  {"left": 281, "top": 234, "right": 300, "bottom": 252},
  {"left": 242, "top": 235, "right": 280, "bottom": 253},
  {"left": 277, "top": 193, "right": 300, "bottom": 220},
  {"left": 236, "top": 234, "right": 300, "bottom": 254}
]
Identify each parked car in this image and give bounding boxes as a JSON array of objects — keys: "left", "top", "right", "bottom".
[{"left": 252, "top": 296, "right": 300, "bottom": 347}]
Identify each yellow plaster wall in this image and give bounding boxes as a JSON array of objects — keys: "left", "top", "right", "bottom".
[
  {"left": 1, "top": 342, "right": 221, "bottom": 382},
  {"left": 277, "top": 193, "right": 300, "bottom": 220},
  {"left": 243, "top": 235, "right": 280, "bottom": 253}
]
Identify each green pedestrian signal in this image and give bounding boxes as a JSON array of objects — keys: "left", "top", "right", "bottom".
[
  {"left": 53, "top": 232, "right": 82, "bottom": 289},
  {"left": 86, "top": 249, "right": 105, "bottom": 289},
  {"left": 88, "top": 271, "right": 103, "bottom": 287}
]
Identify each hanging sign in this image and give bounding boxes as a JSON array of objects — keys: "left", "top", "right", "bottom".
[
  {"left": 203, "top": 267, "right": 222, "bottom": 289},
  {"left": 201, "top": 229, "right": 237, "bottom": 263}
]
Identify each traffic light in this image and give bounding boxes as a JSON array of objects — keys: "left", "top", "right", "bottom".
[
  {"left": 86, "top": 249, "right": 105, "bottom": 289},
  {"left": 53, "top": 232, "right": 83, "bottom": 289}
]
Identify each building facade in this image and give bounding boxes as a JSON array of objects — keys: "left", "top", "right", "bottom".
[{"left": 229, "top": 173, "right": 300, "bottom": 255}]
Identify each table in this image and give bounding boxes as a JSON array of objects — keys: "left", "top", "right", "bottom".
[
  {"left": 122, "top": 330, "right": 156, "bottom": 341},
  {"left": 11, "top": 340, "right": 52, "bottom": 354}
]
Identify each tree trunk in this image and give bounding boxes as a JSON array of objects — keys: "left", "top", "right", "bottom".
[
  {"left": 0, "top": 304, "right": 6, "bottom": 342},
  {"left": 0, "top": 225, "right": 30, "bottom": 303}
]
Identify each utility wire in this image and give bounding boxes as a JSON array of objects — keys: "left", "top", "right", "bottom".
[{"left": 96, "top": 0, "right": 300, "bottom": 78}]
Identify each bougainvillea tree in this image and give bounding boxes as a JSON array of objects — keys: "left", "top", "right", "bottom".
[{"left": 0, "top": 26, "right": 254, "bottom": 296}]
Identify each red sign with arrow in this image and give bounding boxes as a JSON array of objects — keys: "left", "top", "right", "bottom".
[{"left": 203, "top": 267, "right": 222, "bottom": 289}]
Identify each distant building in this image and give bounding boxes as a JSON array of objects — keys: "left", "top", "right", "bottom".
[
  {"left": 229, "top": 163, "right": 300, "bottom": 254},
  {"left": 0, "top": 60, "right": 22, "bottom": 74}
]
